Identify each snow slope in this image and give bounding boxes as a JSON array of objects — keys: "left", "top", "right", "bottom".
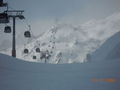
[
  {"left": 91, "top": 31, "right": 120, "bottom": 61},
  {"left": 0, "top": 53, "right": 120, "bottom": 90}
]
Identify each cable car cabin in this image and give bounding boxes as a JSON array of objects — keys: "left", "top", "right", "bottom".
[
  {"left": 36, "top": 48, "right": 40, "bottom": 53},
  {"left": 0, "top": 13, "right": 9, "bottom": 23},
  {"left": 4, "top": 26, "right": 11, "bottom": 33},
  {"left": 0, "top": 0, "right": 7, "bottom": 7},
  {"left": 0, "top": 0, "right": 3, "bottom": 5},
  {"left": 24, "top": 49, "right": 29, "bottom": 54},
  {"left": 24, "top": 31, "right": 31, "bottom": 38},
  {"left": 33, "top": 56, "right": 36, "bottom": 59}
]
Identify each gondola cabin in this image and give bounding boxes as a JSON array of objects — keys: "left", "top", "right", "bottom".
[
  {"left": 0, "top": 13, "right": 9, "bottom": 23},
  {"left": 0, "top": 0, "right": 7, "bottom": 7},
  {"left": 0, "top": 0, "right": 3, "bottom": 6},
  {"left": 33, "top": 56, "right": 36, "bottom": 59},
  {"left": 24, "top": 49, "right": 29, "bottom": 54},
  {"left": 36, "top": 48, "right": 40, "bottom": 53},
  {"left": 4, "top": 26, "right": 11, "bottom": 33},
  {"left": 24, "top": 31, "right": 31, "bottom": 38}
]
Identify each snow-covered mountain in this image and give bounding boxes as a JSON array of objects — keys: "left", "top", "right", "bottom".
[
  {"left": 91, "top": 31, "right": 120, "bottom": 61},
  {"left": 1, "top": 12, "right": 120, "bottom": 64},
  {"left": 16, "top": 24, "right": 101, "bottom": 64}
]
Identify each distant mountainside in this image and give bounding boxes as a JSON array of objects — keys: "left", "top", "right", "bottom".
[
  {"left": 1, "top": 12, "right": 120, "bottom": 64},
  {"left": 91, "top": 31, "right": 120, "bottom": 61},
  {"left": 16, "top": 24, "right": 101, "bottom": 64}
]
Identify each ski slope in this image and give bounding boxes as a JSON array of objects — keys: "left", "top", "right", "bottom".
[{"left": 0, "top": 53, "right": 120, "bottom": 90}]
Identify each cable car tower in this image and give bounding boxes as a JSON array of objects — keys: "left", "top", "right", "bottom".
[
  {"left": 0, "top": 0, "right": 25, "bottom": 57},
  {"left": 7, "top": 10, "right": 25, "bottom": 57}
]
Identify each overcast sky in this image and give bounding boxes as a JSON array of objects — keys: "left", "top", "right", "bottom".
[{"left": 7, "top": 0, "right": 120, "bottom": 23}]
